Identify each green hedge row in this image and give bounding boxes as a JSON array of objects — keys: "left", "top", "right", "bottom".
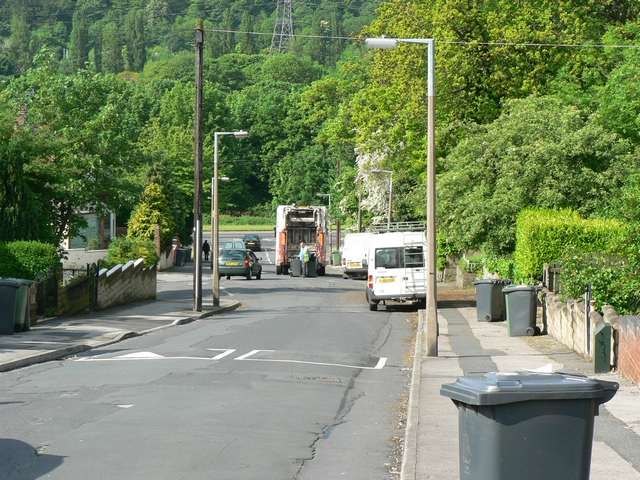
[
  {"left": 0, "top": 241, "right": 60, "bottom": 280},
  {"left": 513, "top": 209, "right": 627, "bottom": 282}
]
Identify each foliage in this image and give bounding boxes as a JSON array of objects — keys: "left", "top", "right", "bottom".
[
  {"left": 0, "top": 241, "right": 60, "bottom": 280},
  {"left": 437, "top": 96, "right": 637, "bottom": 256},
  {"left": 558, "top": 250, "right": 640, "bottom": 315},
  {"left": 513, "top": 208, "right": 628, "bottom": 282},
  {"left": 219, "top": 214, "right": 274, "bottom": 226},
  {"left": 481, "top": 254, "right": 514, "bottom": 280},
  {"left": 106, "top": 236, "right": 159, "bottom": 268},
  {"left": 127, "top": 182, "right": 176, "bottom": 247}
]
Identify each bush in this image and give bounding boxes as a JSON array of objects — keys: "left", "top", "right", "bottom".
[
  {"left": 514, "top": 208, "right": 626, "bottom": 282},
  {"left": 107, "top": 236, "right": 159, "bottom": 268},
  {"left": 482, "top": 253, "right": 514, "bottom": 279},
  {"left": 128, "top": 183, "right": 176, "bottom": 247},
  {"left": 0, "top": 241, "right": 60, "bottom": 279}
]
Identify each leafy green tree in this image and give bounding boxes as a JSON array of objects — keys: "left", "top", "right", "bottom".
[
  {"left": 238, "top": 12, "right": 255, "bottom": 55},
  {"left": 125, "top": 9, "right": 146, "bottom": 72},
  {"left": 0, "top": 101, "right": 39, "bottom": 242},
  {"left": 9, "top": 6, "right": 31, "bottom": 73},
  {"left": 6, "top": 51, "right": 144, "bottom": 243},
  {"left": 437, "top": 96, "right": 638, "bottom": 256},
  {"left": 69, "top": 8, "right": 89, "bottom": 71},
  {"left": 127, "top": 182, "right": 176, "bottom": 246},
  {"left": 102, "top": 22, "right": 123, "bottom": 74}
]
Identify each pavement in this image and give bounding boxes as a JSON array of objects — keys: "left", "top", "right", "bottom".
[
  {"left": 1, "top": 265, "right": 639, "bottom": 479},
  {"left": 403, "top": 283, "right": 640, "bottom": 480}
]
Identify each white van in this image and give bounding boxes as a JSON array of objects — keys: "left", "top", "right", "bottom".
[
  {"left": 365, "top": 231, "right": 427, "bottom": 311},
  {"left": 341, "top": 232, "right": 373, "bottom": 279}
]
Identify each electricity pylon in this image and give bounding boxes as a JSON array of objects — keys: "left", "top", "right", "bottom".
[{"left": 270, "top": 0, "right": 293, "bottom": 53}]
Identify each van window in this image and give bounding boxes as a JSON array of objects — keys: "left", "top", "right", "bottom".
[
  {"left": 404, "top": 246, "right": 424, "bottom": 268},
  {"left": 375, "top": 248, "right": 399, "bottom": 269},
  {"left": 374, "top": 246, "right": 424, "bottom": 269}
]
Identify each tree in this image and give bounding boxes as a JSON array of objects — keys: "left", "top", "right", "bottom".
[
  {"left": 125, "top": 9, "right": 146, "bottom": 72},
  {"left": 0, "top": 101, "right": 40, "bottom": 242},
  {"left": 69, "top": 9, "right": 90, "bottom": 71},
  {"left": 9, "top": 7, "right": 31, "bottom": 74},
  {"left": 127, "top": 182, "right": 176, "bottom": 247},
  {"left": 102, "top": 22, "right": 124, "bottom": 74},
  {"left": 437, "top": 96, "right": 639, "bottom": 255}
]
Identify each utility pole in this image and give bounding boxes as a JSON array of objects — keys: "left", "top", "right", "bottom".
[{"left": 193, "top": 20, "right": 204, "bottom": 312}]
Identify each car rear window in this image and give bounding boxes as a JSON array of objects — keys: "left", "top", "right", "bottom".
[{"left": 220, "top": 251, "right": 246, "bottom": 260}]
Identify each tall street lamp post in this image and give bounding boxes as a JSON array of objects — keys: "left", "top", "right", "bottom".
[
  {"left": 365, "top": 37, "right": 438, "bottom": 356},
  {"left": 316, "top": 193, "right": 332, "bottom": 260},
  {"left": 210, "top": 176, "right": 229, "bottom": 270},
  {"left": 213, "top": 131, "right": 248, "bottom": 307},
  {"left": 371, "top": 169, "right": 393, "bottom": 231}
]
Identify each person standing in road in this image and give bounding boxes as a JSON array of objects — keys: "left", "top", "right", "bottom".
[
  {"left": 202, "top": 239, "right": 211, "bottom": 261},
  {"left": 300, "top": 242, "right": 310, "bottom": 277}
]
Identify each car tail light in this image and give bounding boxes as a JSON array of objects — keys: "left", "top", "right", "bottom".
[
  {"left": 244, "top": 259, "right": 250, "bottom": 267},
  {"left": 368, "top": 275, "right": 373, "bottom": 289}
]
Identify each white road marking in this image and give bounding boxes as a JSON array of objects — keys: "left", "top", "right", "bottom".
[
  {"left": 206, "top": 348, "right": 236, "bottom": 359},
  {"left": 117, "top": 405, "right": 134, "bottom": 408},
  {"left": 76, "top": 349, "right": 387, "bottom": 370}
]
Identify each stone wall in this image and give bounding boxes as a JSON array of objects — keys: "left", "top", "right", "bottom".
[
  {"left": 618, "top": 316, "right": 640, "bottom": 386},
  {"left": 542, "top": 289, "right": 638, "bottom": 385},
  {"left": 97, "top": 259, "right": 156, "bottom": 310}
]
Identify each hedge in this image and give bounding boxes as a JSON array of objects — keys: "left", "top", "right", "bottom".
[
  {"left": 0, "top": 241, "right": 60, "bottom": 279},
  {"left": 513, "top": 209, "right": 627, "bottom": 282}
]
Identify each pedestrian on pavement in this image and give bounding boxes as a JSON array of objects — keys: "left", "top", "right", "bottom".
[
  {"left": 202, "top": 240, "right": 211, "bottom": 261},
  {"left": 300, "top": 242, "right": 310, "bottom": 277}
]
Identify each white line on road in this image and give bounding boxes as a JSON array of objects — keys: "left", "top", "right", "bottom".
[{"left": 206, "top": 348, "right": 236, "bottom": 359}]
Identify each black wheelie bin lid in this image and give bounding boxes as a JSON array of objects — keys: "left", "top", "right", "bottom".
[{"left": 441, "top": 372, "right": 619, "bottom": 407}]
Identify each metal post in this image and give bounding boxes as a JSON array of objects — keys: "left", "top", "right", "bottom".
[
  {"left": 425, "top": 39, "right": 438, "bottom": 357},
  {"left": 213, "top": 134, "right": 220, "bottom": 307},
  {"left": 387, "top": 174, "right": 393, "bottom": 230},
  {"left": 193, "top": 20, "right": 204, "bottom": 312}
]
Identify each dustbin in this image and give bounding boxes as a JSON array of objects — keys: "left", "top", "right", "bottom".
[
  {"left": 0, "top": 279, "right": 20, "bottom": 335},
  {"left": 307, "top": 257, "right": 317, "bottom": 277},
  {"left": 5, "top": 278, "right": 33, "bottom": 332},
  {"left": 472, "top": 279, "right": 512, "bottom": 322},
  {"left": 332, "top": 251, "right": 341, "bottom": 266},
  {"left": 503, "top": 284, "right": 540, "bottom": 336},
  {"left": 441, "top": 372, "right": 619, "bottom": 480},
  {"left": 291, "top": 257, "right": 302, "bottom": 277},
  {"left": 175, "top": 248, "right": 187, "bottom": 266}
]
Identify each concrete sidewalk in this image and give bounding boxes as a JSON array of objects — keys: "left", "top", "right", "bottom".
[{"left": 403, "top": 296, "right": 640, "bottom": 480}]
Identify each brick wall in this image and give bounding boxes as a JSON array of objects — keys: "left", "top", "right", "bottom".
[
  {"left": 97, "top": 259, "right": 156, "bottom": 310},
  {"left": 619, "top": 317, "right": 640, "bottom": 386}
]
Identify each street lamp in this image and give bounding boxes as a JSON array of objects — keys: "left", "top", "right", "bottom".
[
  {"left": 371, "top": 169, "right": 393, "bottom": 230},
  {"left": 316, "top": 193, "right": 332, "bottom": 259},
  {"left": 366, "top": 37, "right": 437, "bottom": 356},
  {"left": 209, "top": 176, "right": 229, "bottom": 270},
  {"left": 213, "top": 130, "right": 248, "bottom": 307}
]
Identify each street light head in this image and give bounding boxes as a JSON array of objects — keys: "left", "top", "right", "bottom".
[
  {"left": 234, "top": 130, "right": 248, "bottom": 138},
  {"left": 220, "top": 176, "right": 230, "bottom": 181},
  {"left": 365, "top": 38, "right": 399, "bottom": 50}
]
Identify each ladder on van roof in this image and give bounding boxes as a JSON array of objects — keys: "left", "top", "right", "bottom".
[{"left": 370, "top": 221, "right": 426, "bottom": 233}]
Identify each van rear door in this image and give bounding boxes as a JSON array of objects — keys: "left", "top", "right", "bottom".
[{"left": 402, "top": 245, "right": 426, "bottom": 297}]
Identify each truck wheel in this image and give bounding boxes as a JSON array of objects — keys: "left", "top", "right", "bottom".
[
  {"left": 283, "top": 265, "right": 289, "bottom": 275},
  {"left": 276, "top": 265, "right": 282, "bottom": 275}
]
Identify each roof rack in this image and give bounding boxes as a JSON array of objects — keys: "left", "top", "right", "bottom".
[{"left": 370, "top": 221, "right": 426, "bottom": 233}]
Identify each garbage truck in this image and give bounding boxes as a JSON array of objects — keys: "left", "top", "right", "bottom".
[{"left": 275, "top": 205, "right": 328, "bottom": 276}]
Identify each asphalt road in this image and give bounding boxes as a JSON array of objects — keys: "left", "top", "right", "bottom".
[{"left": 0, "top": 232, "right": 417, "bottom": 479}]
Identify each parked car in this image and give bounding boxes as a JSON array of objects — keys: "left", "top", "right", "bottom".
[
  {"left": 223, "top": 239, "right": 245, "bottom": 250},
  {"left": 243, "top": 234, "right": 262, "bottom": 251},
  {"left": 218, "top": 249, "right": 262, "bottom": 280}
]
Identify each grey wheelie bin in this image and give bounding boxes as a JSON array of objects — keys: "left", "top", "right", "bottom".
[
  {"left": 0, "top": 279, "right": 20, "bottom": 335},
  {"left": 307, "top": 257, "right": 317, "bottom": 277},
  {"left": 503, "top": 284, "right": 540, "bottom": 336},
  {"left": 441, "top": 372, "right": 619, "bottom": 480},
  {"left": 5, "top": 278, "right": 33, "bottom": 332},
  {"left": 291, "top": 257, "right": 302, "bottom": 277},
  {"left": 472, "top": 279, "right": 512, "bottom": 322}
]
